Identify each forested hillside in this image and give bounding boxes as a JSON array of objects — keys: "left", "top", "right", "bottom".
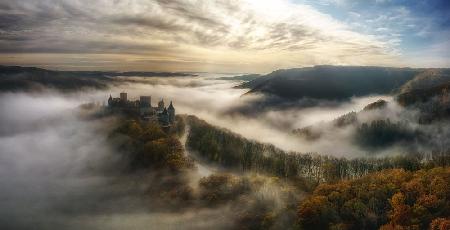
[
  {"left": 184, "top": 115, "right": 450, "bottom": 229},
  {"left": 291, "top": 81, "right": 450, "bottom": 151},
  {"left": 240, "top": 66, "right": 420, "bottom": 100},
  {"left": 107, "top": 115, "right": 303, "bottom": 228},
  {"left": 297, "top": 167, "right": 450, "bottom": 229},
  {"left": 185, "top": 115, "right": 450, "bottom": 186},
  {"left": 240, "top": 66, "right": 450, "bottom": 102},
  {"left": 400, "top": 69, "right": 450, "bottom": 93},
  {"left": 110, "top": 117, "right": 192, "bottom": 172}
]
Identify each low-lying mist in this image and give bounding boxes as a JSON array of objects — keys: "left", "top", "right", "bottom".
[
  {"left": 106, "top": 73, "right": 448, "bottom": 157},
  {"left": 0, "top": 92, "right": 239, "bottom": 230},
  {"left": 1, "top": 73, "right": 447, "bottom": 229},
  {"left": 104, "top": 75, "right": 397, "bottom": 157}
]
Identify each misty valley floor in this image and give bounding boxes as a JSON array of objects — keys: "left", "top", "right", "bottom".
[{"left": 0, "top": 69, "right": 450, "bottom": 230}]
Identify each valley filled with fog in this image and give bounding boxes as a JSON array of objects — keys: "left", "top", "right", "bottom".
[
  {"left": 1, "top": 0, "right": 449, "bottom": 228},
  {"left": 82, "top": 73, "right": 447, "bottom": 157},
  {"left": 85, "top": 74, "right": 391, "bottom": 156},
  {"left": 1, "top": 72, "right": 449, "bottom": 229},
  {"left": 0, "top": 78, "right": 243, "bottom": 229}
]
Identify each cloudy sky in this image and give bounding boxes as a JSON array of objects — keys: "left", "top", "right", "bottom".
[{"left": 0, "top": 0, "right": 449, "bottom": 72}]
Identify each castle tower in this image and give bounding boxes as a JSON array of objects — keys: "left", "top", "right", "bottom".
[
  {"left": 158, "top": 98, "right": 165, "bottom": 112},
  {"left": 140, "top": 96, "right": 151, "bottom": 107},
  {"left": 168, "top": 101, "right": 175, "bottom": 123},
  {"left": 108, "top": 94, "right": 112, "bottom": 106},
  {"left": 120, "top": 92, "right": 127, "bottom": 102},
  {"left": 159, "top": 107, "right": 169, "bottom": 125},
  {"left": 139, "top": 96, "right": 152, "bottom": 116}
]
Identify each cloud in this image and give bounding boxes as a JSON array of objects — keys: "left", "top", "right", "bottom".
[
  {"left": 0, "top": 0, "right": 400, "bottom": 72},
  {"left": 300, "top": 0, "right": 450, "bottom": 66}
]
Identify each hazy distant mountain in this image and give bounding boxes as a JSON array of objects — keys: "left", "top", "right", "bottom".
[
  {"left": 240, "top": 65, "right": 426, "bottom": 100},
  {"left": 0, "top": 66, "right": 197, "bottom": 92},
  {"left": 111, "top": 71, "right": 197, "bottom": 77},
  {"left": 0, "top": 66, "right": 111, "bottom": 92},
  {"left": 218, "top": 73, "right": 260, "bottom": 81}
]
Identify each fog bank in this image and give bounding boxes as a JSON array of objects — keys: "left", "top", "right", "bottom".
[
  {"left": 107, "top": 75, "right": 395, "bottom": 157},
  {"left": 0, "top": 92, "right": 233, "bottom": 229}
]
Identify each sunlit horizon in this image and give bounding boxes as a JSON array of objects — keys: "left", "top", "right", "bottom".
[{"left": 1, "top": 0, "right": 449, "bottom": 72}]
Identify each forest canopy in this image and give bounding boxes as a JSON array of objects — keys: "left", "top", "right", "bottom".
[{"left": 297, "top": 167, "right": 450, "bottom": 230}]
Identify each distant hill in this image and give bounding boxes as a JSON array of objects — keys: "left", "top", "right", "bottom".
[
  {"left": 218, "top": 74, "right": 260, "bottom": 81},
  {"left": 399, "top": 69, "right": 450, "bottom": 93},
  {"left": 239, "top": 65, "right": 435, "bottom": 100},
  {"left": 393, "top": 69, "right": 450, "bottom": 122},
  {"left": 397, "top": 82, "right": 450, "bottom": 123},
  {"left": 363, "top": 99, "right": 388, "bottom": 111},
  {"left": 291, "top": 99, "right": 427, "bottom": 151},
  {"left": 291, "top": 84, "right": 450, "bottom": 150},
  {"left": 0, "top": 66, "right": 197, "bottom": 92},
  {"left": 111, "top": 71, "right": 197, "bottom": 77},
  {"left": 397, "top": 82, "right": 450, "bottom": 106},
  {"left": 0, "top": 66, "right": 111, "bottom": 92}
]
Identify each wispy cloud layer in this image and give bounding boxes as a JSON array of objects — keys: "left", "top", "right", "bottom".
[{"left": 0, "top": 0, "right": 447, "bottom": 71}]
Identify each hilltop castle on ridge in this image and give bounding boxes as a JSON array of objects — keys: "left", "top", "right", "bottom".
[{"left": 108, "top": 92, "right": 175, "bottom": 127}]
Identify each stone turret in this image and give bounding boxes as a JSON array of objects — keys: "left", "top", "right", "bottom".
[
  {"left": 108, "top": 94, "right": 112, "bottom": 106},
  {"left": 140, "top": 96, "right": 151, "bottom": 107},
  {"left": 168, "top": 101, "right": 175, "bottom": 123},
  {"left": 139, "top": 96, "right": 152, "bottom": 116},
  {"left": 159, "top": 107, "right": 169, "bottom": 125},
  {"left": 158, "top": 98, "right": 165, "bottom": 112}
]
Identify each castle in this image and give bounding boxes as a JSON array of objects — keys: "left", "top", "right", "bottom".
[{"left": 108, "top": 92, "right": 175, "bottom": 127}]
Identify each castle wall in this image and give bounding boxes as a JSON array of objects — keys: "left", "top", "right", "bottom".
[{"left": 108, "top": 93, "right": 175, "bottom": 126}]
